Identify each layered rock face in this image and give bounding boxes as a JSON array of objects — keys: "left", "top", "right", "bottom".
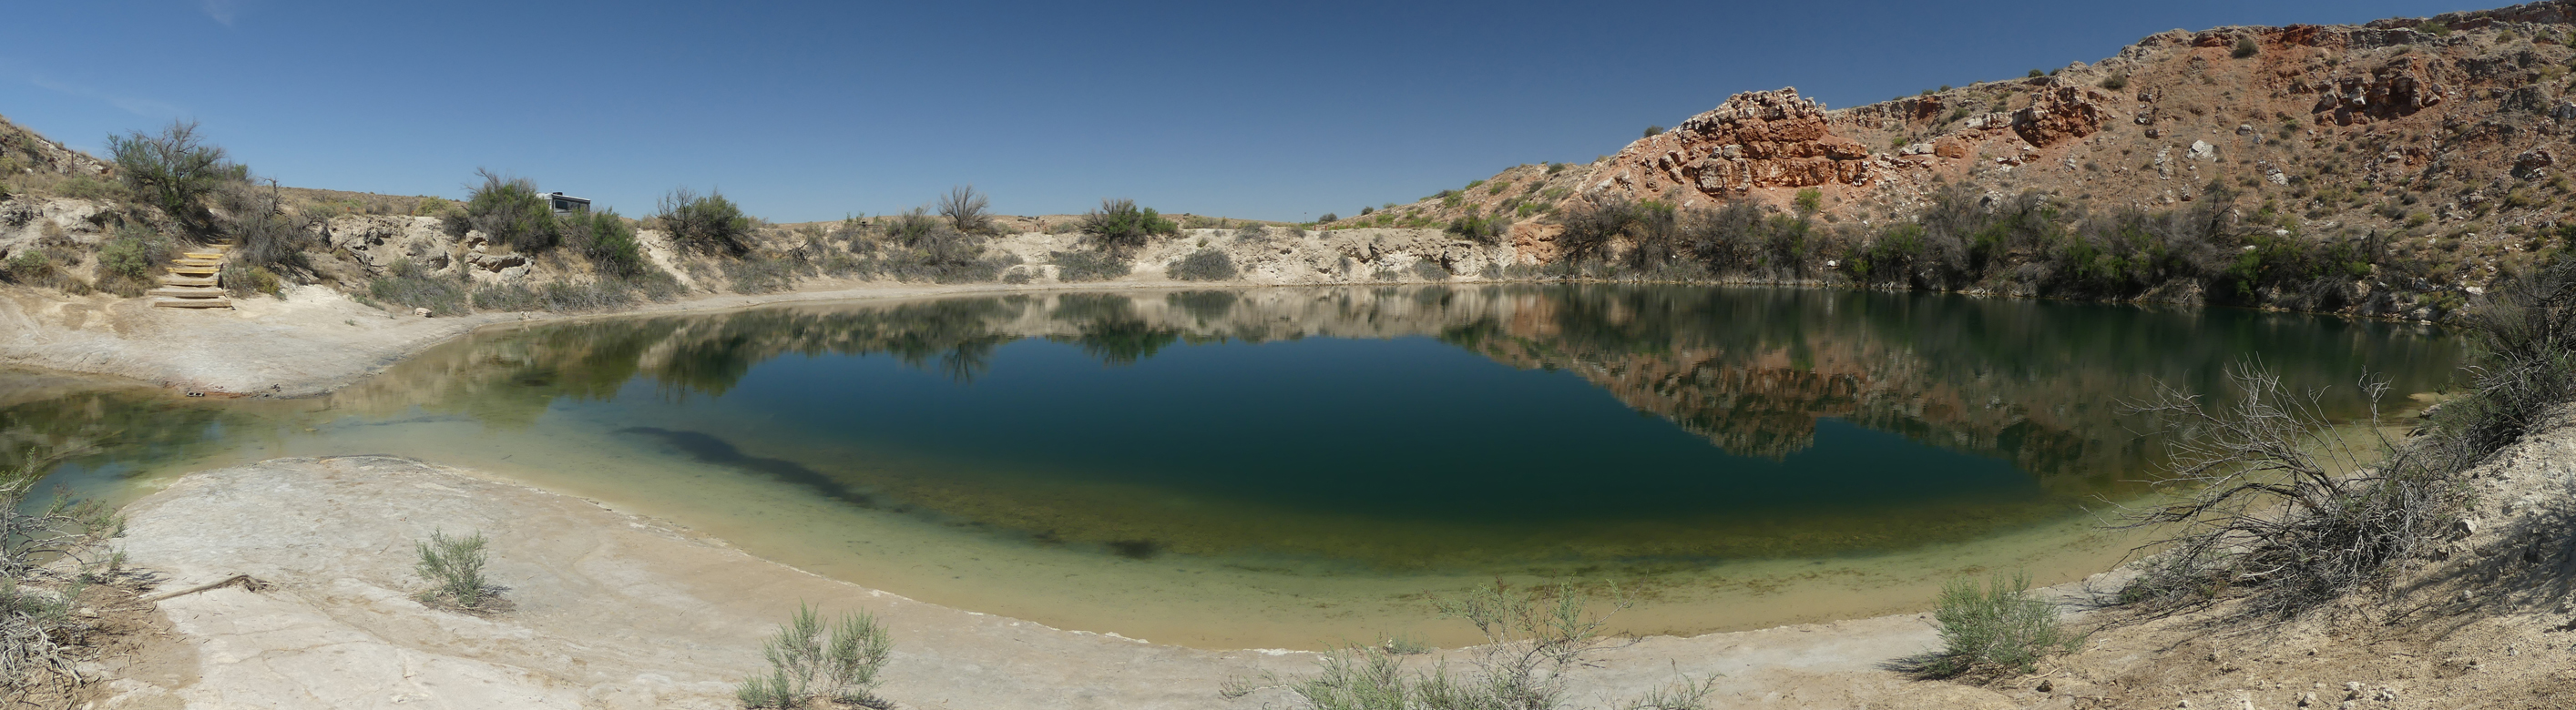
[{"left": 1608, "top": 89, "right": 1888, "bottom": 198}]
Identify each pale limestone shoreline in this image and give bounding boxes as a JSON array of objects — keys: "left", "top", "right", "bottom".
[{"left": 97, "top": 455, "right": 2048, "bottom": 709}]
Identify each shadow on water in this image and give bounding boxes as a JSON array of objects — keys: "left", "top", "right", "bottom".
[{"left": 617, "top": 427, "right": 874, "bottom": 509}]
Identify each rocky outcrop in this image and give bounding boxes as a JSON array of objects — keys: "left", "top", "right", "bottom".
[
  {"left": 1593, "top": 89, "right": 1893, "bottom": 199},
  {"left": 2009, "top": 79, "right": 2116, "bottom": 147},
  {"left": 2314, "top": 56, "right": 2448, "bottom": 125}
]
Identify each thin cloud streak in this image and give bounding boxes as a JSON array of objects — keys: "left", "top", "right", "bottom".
[{"left": 199, "top": 0, "right": 241, "bottom": 26}]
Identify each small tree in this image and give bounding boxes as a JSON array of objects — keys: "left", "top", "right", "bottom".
[
  {"left": 658, "top": 188, "right": 754, "bottom": 255},
  {"left": 738, "top": 603, "right": 894, "bottom": 709},
  {"left": 106, "top": 120, "right": 239, "bottom": 222},
  {"left": 1792, "top": 188, "right": 1824, "bottom": 218},
  {"left": 935, "top": 186, "right": 993, "bottom": 235},
  {"left": 1078, "top": 198, "right": 1177, "bottom": 254},
  {"left": 1641, "top": 126, "right": 1666, "bottom": 138}
]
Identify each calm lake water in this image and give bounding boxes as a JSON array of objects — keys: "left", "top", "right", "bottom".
[{"left": 5, "top": 285, "right": 2463, "bottom": 648}]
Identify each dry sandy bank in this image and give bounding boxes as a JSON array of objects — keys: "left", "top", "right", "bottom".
[{"left": 97, "top": 456, "right": 2038, "bottom": 709}]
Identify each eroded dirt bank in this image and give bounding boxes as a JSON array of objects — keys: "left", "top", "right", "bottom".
[{"left": 97, "top": 456, "right": 2029, "bottom": 709}]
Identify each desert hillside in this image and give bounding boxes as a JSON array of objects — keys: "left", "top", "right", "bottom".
[{"left": 1341, "top": 1, "right": 2576, "bottom": 320}]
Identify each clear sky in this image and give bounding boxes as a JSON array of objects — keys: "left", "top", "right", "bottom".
[{"left": 1, "top": 1, "right": 2489, "bottom": 223}]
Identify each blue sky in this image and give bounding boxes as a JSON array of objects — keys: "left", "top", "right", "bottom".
[{"left": 2, "top": 1, "right": 2487, "bottom": 222}]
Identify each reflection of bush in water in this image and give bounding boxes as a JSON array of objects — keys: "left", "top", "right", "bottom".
[{"left": 1165, "top": 290, "right": 1236, "bottom": 322}]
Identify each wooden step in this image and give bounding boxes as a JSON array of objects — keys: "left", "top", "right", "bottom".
[
  {"left": 148, "top": 287, "right": 227, "bottom": 299},
  {"left": 174, "top": 259, "right": 222, "bottom": 268},
  {"left": 158, "top": 275, "right": 218, "bottom": 287},
  {"left": 181, "top": 251, "right": 225, "bottom": 259},
  {"left": 168, "top": 266, "right": 220, "bottom": 276},
  {"left": 151, "top": 298, "right": 234, "bottom": 309}
]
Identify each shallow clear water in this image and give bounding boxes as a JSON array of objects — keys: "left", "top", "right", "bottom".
[{"left": 4, "top": 284, "right": 2463, "bottom": 648}]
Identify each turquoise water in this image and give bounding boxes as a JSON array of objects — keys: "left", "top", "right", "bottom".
[{"left": 0, "top": 284, "right": 2465, "bottom": 646}]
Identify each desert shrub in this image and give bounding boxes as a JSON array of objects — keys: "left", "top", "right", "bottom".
[
  {"left": 1793, "top": 188, "right": 1823, "bottom": 217},
  {"left": 50, "top": 176, "right": 128, "bottom": 203},
  {"left": 219, "top": 264, "right": 283, "bottom": 298},
  {"left": 2233, "top": 36, "right": 2260, "bottom": 58},
  {"left": 1316, "top": 212, "right": 1339, "bottom": 223},
  {"left": 568, "top": 209, "right": 654, "bottom": 279},
  {"left": 106, "top": 120, "right": 237, "bottom": 220},
  {"left": 723, "top": 252, "right": 803, "bottom": 294},
  {"left": 0, "top": 444, "right": 125, "bottom": 690},
  {"left": 1410, "top": 259, "right": 1451, "bottom": 280},
  {"left": 862, "top": 208, "right": 1004, "bottom": 283},
  {"left": 1909, "top": 572, "right": 2078, "bottom": 678},
  {"left": 736, "top": 603, "right": 893, "bottom": 709},
  {"left": 93, "top": 224, "right": 171, "bottom": 296},
  {"left": 367, "top": 259, "right": 469, "bottom": 315},
  {"left": 1053, "top": 249, "right": 1130, "bottom": 282},
  {"left": 1, "top": 250, "right": 57, "bottom": 287},
  {"left": 2100, "top": 73, "right": 2129, "bottom": 90},
  {"left": 2433, "top": 254, "right": 2576, "bottom": 456},
  {"left": 2116, "top": 363, "right": 2464, "bottom": 617},
  {"left": 1642, "top": 125, "right": 1666, "bottom": 137},
  {"left": 936, "top": 185, "right": 993, "bottom": 235},
  {"left": 1555, "top": 196, "right": 1640, "bottom": 265},
  {"left": 1166, "top": 248, "right": 1237, "bottom": 281},
  {"left": 1446, "top": 206, "right": 1511, "bottom": 245},
  {"left": 445, "top": 170, "right": 562, "bottom": 253},
  {"left": 414, "top": 530, "right": 496, "bottom": 611},
  {"left": 1224, "top": 582, "right": 1714, "bottom": 710},
  {"left": 215, "top": 178, "right": 320, "bottom": 275},
  {"left": 1079, "top": 198, "right": 1178, "bottom": 254},
  {"left": 469, "top": 279, "right": 669, "bottom": 313},
  {"left": 657, "top": 188, "right": 753, "bottom": 255},
  {"left": 413, "top": 196, "right": 452, "bottom": 217},
  {"left": 1235, "top": 223, "right": 1273, "bottom": 243}
]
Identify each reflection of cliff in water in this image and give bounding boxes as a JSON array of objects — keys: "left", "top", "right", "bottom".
[{"left": 335, "top": 284, "right": 2460, "bottom": 489}]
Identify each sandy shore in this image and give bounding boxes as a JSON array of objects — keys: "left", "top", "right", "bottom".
[
  {"left": 96, "top": 455, "right": 2040, "bottom": 709},
  {"left": 0, "top": 277, "right": 1251, "bottom": 399}
]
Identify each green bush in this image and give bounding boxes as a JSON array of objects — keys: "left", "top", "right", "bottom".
[
  {"left": 1641, "top": 125, "right": 1666, "bottom": 138},
  {"left": 1446, "top": 207, "right": 1510, "bottom": 245},
  {"left": 94, "top": 225, "right": 171, "bottom": 296},
  {"left": 1913, "top": 572, "right": 2077, "bottom": 678},
  {"left": 445, "top": 170, "right": 562, "bottom": 253},
  {"left": 1166, "top": 248, "right": 1237, "bottom": 281},
  {"left": 1078, "top": 198, "right": 1178, "bottom": 254},
  {"left": 2100, "top": 74, "right": 2129, "bottom": 90},
  {"left": 736, "top": 603, "right": 893, "bottom": 709},
  {"left": 569, "top": 209, "right": 653, "bottom": 279},
  {"left": 217, "top": 178, "right": 319, "bottom": 274},
  {"left": 414, "top": 530, "right": 495, "bottom": 611},
  {"left": 106, "top": 120, "right": 237, "bottom": 219},
  {"left": 657, "top": 188, "right": 753, "bottom": 255},
  {"left": 1053, "top": 249, "right": 1130, "bottom": 282},
  {"left": 2233, "top": 36, "right": 2260, "bottom": 58},
  {"left": 1793, "top": 188, "right": 1823, "bottom": 217}
]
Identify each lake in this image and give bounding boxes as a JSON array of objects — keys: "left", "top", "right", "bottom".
[{"left": 5, "top": 284, "right": 2463, "bottom": 648}]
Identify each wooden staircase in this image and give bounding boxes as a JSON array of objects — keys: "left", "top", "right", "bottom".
[{"left": 149, "top": 240, "right": 234, "bottom": 309}]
